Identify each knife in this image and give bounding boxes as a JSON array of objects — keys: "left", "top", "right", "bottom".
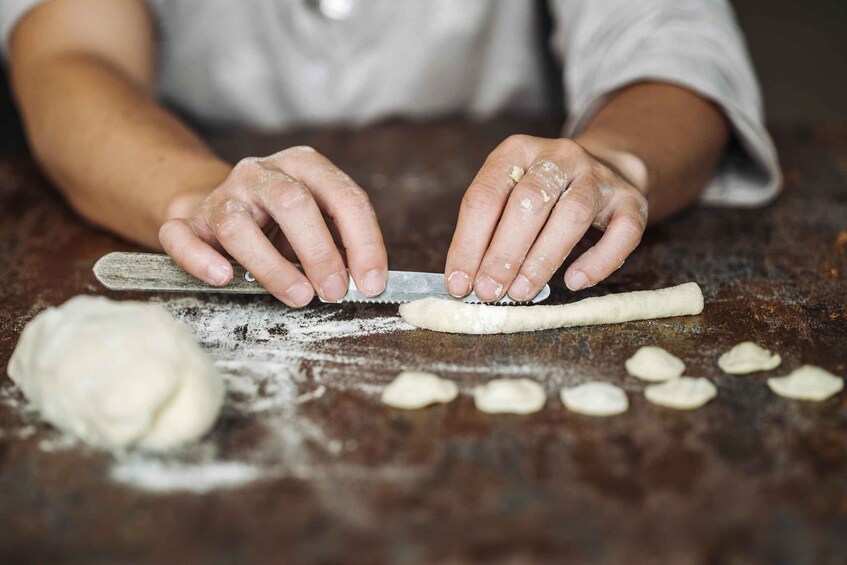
[{"left": 93, "top": 252, "right": 551, "bottom": 305}]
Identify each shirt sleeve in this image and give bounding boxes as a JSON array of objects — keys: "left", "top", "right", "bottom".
[{"left": 549, "top": 0, "right": 781, "bottom": 207}]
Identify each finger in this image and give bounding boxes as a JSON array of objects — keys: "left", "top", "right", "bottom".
[
  {"left": 564, "top": 195, "right": 647, "bottom": 291},
  {"left": 273, "top": 147, "right": 387, "bottom": 297},
  {"left": 211, "top": 199, "right": 314, "bottom": 307},
  {"left": 159, "top": 217, "right": 234, "bottom": 286},
  {"left": 443, "top": 135, "right": 540, "bottom": 297},
  {"left": 473, "top": 156, "right": 572, "bottom": 301},
  {"left": 251, "top": 170, "right": 349, "bottom": 301},
  {"left": 505, "top": 170, "right": 608, "bottom": 299},
  {"left": 266, "top": 225, "right": 299, "bottom": 263}
]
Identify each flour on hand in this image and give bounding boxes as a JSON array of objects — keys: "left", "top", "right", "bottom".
[
  {"left": 380, "top": 371, "right": 458, "bottom": 409},
  {"left": 509, "top": 165, "right": 525, "bottom": 183},
  {"left": 718, "top": 342, "right": 781, "bottom": 374},
  {"left": 8, "top": 296, "right": 224, "bottom": 450}
]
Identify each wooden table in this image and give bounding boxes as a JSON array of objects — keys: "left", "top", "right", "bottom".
[{"left": 1, "top": 118, "right": 845, "bottom": 564}]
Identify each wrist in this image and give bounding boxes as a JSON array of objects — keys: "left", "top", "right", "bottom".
[
  {"left": 159, "top": 162, "right": 231, "bottom": 223},
  {"left": 574, "top": 132, "right": 651, "bottom": 194}
]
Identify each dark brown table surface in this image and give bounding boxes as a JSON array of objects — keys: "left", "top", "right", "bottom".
[{"left": 1, "top": 118, "right": 845, "bottom": 564}]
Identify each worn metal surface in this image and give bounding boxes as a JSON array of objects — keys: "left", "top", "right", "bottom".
[{"left": 0, "top": 118, "right": 845, "bottom": 564}]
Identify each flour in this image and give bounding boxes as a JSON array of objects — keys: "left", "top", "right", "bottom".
[
  {"left": 13, "top": 293, "right": 585, "bottom": 493},
  {"left": 91, "top": 296, "right": 431, "bottom": 493},
  {"left": 111, "top": 458, "right": 264, "bottom": 493}
]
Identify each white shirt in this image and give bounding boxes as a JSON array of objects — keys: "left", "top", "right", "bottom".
[{"left": 1, "top": 0, "right": 781, "bottom": 206}]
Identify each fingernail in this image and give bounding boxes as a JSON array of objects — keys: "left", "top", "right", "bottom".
[
  {"left": 475, "top": 275, "right": 504, "bottom": 301},
  {"left": 566, "top": 270, "right": 589, "bottom": 291},
  {"left": 508, "top": 275, "right": 533, "bottom": 301},
  {"left": 206, "top": 264, "right": 230, "bottom": 286},
  {"left": 360, "top": 269, "right": 386, "bottom": 296},
  {"left": 319, "top": 271, "right": 348, "bottom": 301},
  {"left": 285, "top": 282, "right": 314, "bottom": 307},
  {"left": 446, "top": 271, "right": 471, "bottom": 297}
]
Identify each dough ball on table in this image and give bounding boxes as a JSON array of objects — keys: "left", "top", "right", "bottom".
[
  {"left": 767, "top": 365, "right": 844, "bottom": 401},
  {"left": 7, "top": 296, "right": 224, "bottom": 450},
  {"left": 381, "top": 371, "right": 458, "bottom": 409},
  {"left": 644, "top": 377, "right": 717, "bottom": 410},
  {"left": 560, "top": 382, "right": 628, "bottom": 417},
  {"left": 625, "top": 346, "right": 685, "bottom": 382},
  {"left": 473, "top": 379, "right": 546, "bottom": 414},
  {"left": 718, "top": 342, "right": 781, "bottom": 374}
]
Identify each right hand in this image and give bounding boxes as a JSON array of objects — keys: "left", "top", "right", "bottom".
[{"left": 159, "top": 146, "right": 388, "bottom": 307}]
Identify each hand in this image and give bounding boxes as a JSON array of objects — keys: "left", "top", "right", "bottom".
[
  {"left": 159, "top": 146, "right": 388, "bottom": 307},
  {"left": 445, "top": 135, "right": 648, "bottom": 301}
]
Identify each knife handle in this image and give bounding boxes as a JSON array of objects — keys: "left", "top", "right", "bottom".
[{"left": 94, "top": 251, "right": 271, "bottom": 294}]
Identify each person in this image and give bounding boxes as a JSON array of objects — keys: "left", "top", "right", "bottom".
[{"left": 2, "top": 0, "right": 780, "bottom": 307}]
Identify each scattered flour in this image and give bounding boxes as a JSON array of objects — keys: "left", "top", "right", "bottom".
[
  {"left": 111, "top": 458, "right": 263, "bottom": 493},
  {"left": 9, "top": 295, "right": 577, "bottom": 494}
]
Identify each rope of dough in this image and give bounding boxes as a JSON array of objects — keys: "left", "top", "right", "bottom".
[{"left": 399, "top": 282, "right": 704, "bottom": 334}]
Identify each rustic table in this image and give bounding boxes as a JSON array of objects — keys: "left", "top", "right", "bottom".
[{"left": 1, "top": 118, "right": 845, "bottom": 564}]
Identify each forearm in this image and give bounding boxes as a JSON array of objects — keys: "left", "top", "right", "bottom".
[
  {"left": 13, "top": 53, "right": 229, "bottom": 248},
  {"left": 575, "top": 82, "right": 729, "bottom": 223}
]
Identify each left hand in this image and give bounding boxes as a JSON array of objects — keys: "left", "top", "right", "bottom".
[{"left": 444, "top": 135, "right": 648, "bottom": 301}]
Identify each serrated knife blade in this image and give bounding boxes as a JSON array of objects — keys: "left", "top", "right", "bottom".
[{"left": 92, "top": 252, "right": 551, "bottom": 305}]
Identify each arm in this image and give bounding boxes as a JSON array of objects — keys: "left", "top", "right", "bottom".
[
  {"left": 10, "top": 0, "right": 387, "bottom": 306},
  {"left": 444, "top": 0, "right": 772, "bottom": 301},
  {"left": 576, "top": 81, "right": 729, "bottom": 223},
  {"left": 10, "top": 0, "right": 228, "bottom": 248}
]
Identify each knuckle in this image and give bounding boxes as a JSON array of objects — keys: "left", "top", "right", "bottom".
[
  {"left": 501, "top": 134, "right": 532, "bottom": 151},
  {"left": 616, "top": 214, "right": 646, "bottom": 240},
  {"left": 213, "top": 200, "right": 251, "bottom": 239},
  {"left": 273, "top": 145, "right": 318, "bottom": 164},
  {"left": 560, "top": 196, "right": 596, "bottom": 225},
  {"left": 462, "top": 184, "right": 502, "bottom": 213},
  {"left": 302, "top": 243, "right": 340, "bottom": 269},
  {"left": 232, "top": 156, "right": 264, "bottom": 176},
  {"left": 214, "top": 213, "right": 245, "bottom": 240},
  {"left": 272, "top": 182, "right": 311, "bottom": 211},
  {"left": 158, "top": 218, "right": 183, "bottom": 243},
  {"left": 512, "top": 185, "right": 548, "bottom": 214},
  {"left": 337, "top": 184, "right": 373, "bottom": 211},
  {"left": 553, "top": 138, "right": 584, "bottom": 158}
]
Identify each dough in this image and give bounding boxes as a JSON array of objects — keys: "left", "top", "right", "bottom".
[
  {"left": 7, "top": 296, "right": 224, "bottom": 450},
  {"left": 399, "top": 282, "right": 703, "bottom": 334},
  {"left": 560, "top": 382, "right": 628, "bottom": 416},
  {"left": 510, "top": 165, "right": 525, "bottom": 183},
  {"left": 625, "top": 346, "right": 685, "bottom": 382},
  {"left": 767, "top": 365, "right": 844, "bottom": 401},
  {"left": 718, "top": 342, "right": 781, "bottom": 374},
  {"left": 380, "top": 371, "right": 458, "bottom": 409},
  {"left": 473, "top": 379, "right": 546, "bottom": 414},
  {"left": 644, "top": 377, "right": 717, "bottom": 410}
]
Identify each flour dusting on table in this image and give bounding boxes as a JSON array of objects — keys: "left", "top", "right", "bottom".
[{"left": 19, "top": 294, "right": 573, "bottom": 494}]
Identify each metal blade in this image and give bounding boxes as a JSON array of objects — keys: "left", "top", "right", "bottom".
[{"left": 93, "top": 252, "right": 551, "bottom": 304}]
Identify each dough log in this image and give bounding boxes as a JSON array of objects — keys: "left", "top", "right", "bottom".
[{"left": 399, "top": 282, "right": 704, "bottom": 335}]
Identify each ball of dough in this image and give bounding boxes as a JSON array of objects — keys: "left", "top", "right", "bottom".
[
  {"left": 718, "top": 342, "right": 781, "bottom": 374},
  {"left": 644, "top": 377, "right": 717, "bottom": 410},
  {"left": 380, "top": 371, "right": 458, "bottom": 409},
  {"left": 625, "top": 346, "right": 685, "bottom": 382},
  {"left": 560, "top": 382, "right": 628, "bottom": 417},
  {"left": 8, "top": 296, "right": 224, "bottom": 450},
  {"left": 767, "top": 365, "right": 843, "bottom": 401},
  {"left": 473, "top": 378, "right": 546, "bottom": 414}
]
